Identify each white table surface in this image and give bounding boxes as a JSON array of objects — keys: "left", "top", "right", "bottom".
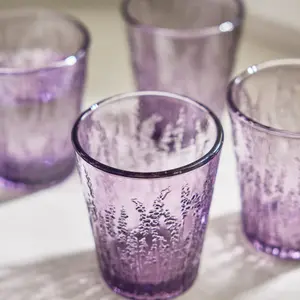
[{"left": 0, "top": 2, "right": 299, "bottom": 300}]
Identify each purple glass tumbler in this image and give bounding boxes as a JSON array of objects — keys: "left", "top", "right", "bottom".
[
  {"left": 121, "top": 0, "right": 244, "bottom": 117},
  {"left": 228, "top": 59, "right": 300, "bottom": 259},
  {"left": 72, "top": 91, "right": 223, "bottom": 299},
  {"left": 0, "top": 9, "right": 89, "bottom": 185}
]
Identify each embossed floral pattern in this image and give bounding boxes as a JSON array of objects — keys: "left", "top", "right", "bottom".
[
  {"left": 77, "top": 157, "right": 219, "bottom": 299},
  {"left": 74, "top": 92, "right": 222, "bottom": 299}
]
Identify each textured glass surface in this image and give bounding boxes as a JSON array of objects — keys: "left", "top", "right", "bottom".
[
  {"left": 72, "top": 92, "right": 223, "bottom": 299},
  {"left": 122, "top": 0, "right": 244, "bottom": 117},
  {"left": 228, "top": 60, "right": 300, "bottom": 259},
  {"left": 0, "top": 9, "right": 89, "bottom": 185}
]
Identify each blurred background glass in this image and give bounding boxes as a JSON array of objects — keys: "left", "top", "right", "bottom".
[{"left": 0, "top": 9, "right": 89, "bottom": 186}]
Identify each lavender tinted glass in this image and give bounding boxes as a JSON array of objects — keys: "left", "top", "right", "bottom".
[
  {"left": 228, "top": 59, "right": 300, "bottom": 259},
  {"left": 0, "top": 9, "right": 89, "bottom": 185},
  {"left": 72, "top": 91, "right": 223, "bottom": 299},
  {"left": 121, "top": 0, "right": 244, "bottom": 117}
]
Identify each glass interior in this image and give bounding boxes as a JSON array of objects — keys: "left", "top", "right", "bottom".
[
  {"left": 0, "top": 10, "right": 87, "bottom": 69},
  {"left": 231, "top": 63, "right": 300, "bottom": 133},
  {"left": 77, "top": 93, "right": 219, "bottom": 173},
  {"left": 125, "top": 0, "right": 241, "bottom": 31}
]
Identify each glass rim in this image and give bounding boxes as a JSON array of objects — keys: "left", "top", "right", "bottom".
[
  {"left": 72, "top": 91, "right": 224, "bottom": 179},
  {"left": 121, "top": 0, "right": 245, "bottom": 38},
  {"left": 227, "top": 58, "right": 300, "bottom": 139},
  {"left": 0, "top": 8, "right": 90, "bottom": 75}
]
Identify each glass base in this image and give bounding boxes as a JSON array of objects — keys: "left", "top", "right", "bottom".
[
  {"left": 0, "top": 160, "right": 75, "bottom": 190},
  {"left": 245, "top": 231, "right": 300, "bottom": 260},
  {"left": 0, "top": 158, "right": 75, "bottom": 187},
  {"left": 101, "top": 267, "right": 198, "bottom": 300}
]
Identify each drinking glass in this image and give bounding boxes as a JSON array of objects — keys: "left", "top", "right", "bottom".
[
  {"left": 72, "top": 91, "right": 223, "bottom": 299},
  {"left": 0, "top": 9, "right": 90, "bottom": 185},
  {"left": 228, "top": 59, "right": 300, "bottom": 259},
  {"left": 121, "top": 0, "right": 244, "bottom": 117}
]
